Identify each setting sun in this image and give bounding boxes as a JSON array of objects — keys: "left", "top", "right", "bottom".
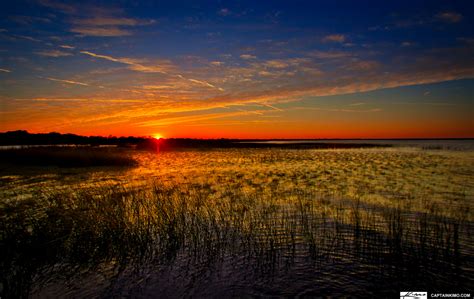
[{"left": 152, "top": 133, "right": 164, "bottom": 139}]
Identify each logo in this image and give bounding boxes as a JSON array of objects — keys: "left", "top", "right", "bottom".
[{"left": 400, "top": 292, "right": 427, "bottom": 299}]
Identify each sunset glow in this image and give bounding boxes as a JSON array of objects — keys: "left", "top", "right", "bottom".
[{"left": 0, "top": 1, "right": 473, "bottom": 138}]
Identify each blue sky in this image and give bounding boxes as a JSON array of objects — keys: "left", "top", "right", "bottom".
[{"left": 0, "top": 0, "right": 473, "bottom": 137}]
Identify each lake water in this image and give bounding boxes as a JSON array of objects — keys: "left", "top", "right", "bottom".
[
  {"left": 1, "top": 147, "right": 473, "bottom": 297},
  {"left": 2, "top": 139, "right": 474, "bottom": 151},
  {"left": 237, "top": 139, "right": 474, "bottom": 151}
]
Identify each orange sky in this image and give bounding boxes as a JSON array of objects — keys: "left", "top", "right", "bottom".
[{"left": 1, "top": 1, "right": 473, "bottom": 138}]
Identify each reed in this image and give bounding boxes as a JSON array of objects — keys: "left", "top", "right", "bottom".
[{"left": 1, "top": 180, "right": 471, "bottom": 297}]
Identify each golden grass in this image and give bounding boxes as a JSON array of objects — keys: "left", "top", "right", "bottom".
[{"left": 0, "top": 147, "right": 472, "bottom": 296}]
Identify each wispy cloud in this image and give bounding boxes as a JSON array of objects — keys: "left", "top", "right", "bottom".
[
  {"left": 137, "top": 110, "right": 269, "bottom": 127},
  {"left": 39, "top": 0, "right": 155, "bottom": 37},
  {"left": 81, "top": 50, "right": 224, "bottom": 91},
  {"left": 258, "top": 103, "right": 284, "bottom": 111},
  {"left": 12, "top": 34, "right": 42, "bottom": 42},
  {"left": 235, "top": 108, "right": 263, "bottom": 115},
  {"left": 16, "top": 97, "right": 148, "bottom": 103},
  {"left": 59, "top": 45, "right": 75, "bottom": 49},
  {"left": 293, "top": 106, "right": 382, "bottom": 113},
  {"left": 48, "top": 44, "right": 474, "bottom": 122},
  {"left": 189, "top": 78, "right": 224, "bottom": 91},
  {"left": 309, "top": 50, "right": 352, "bottom": 59},
  {"left": 371, "top": 11, "right": 463, "bottom": 32},
  {"left": 322, "top": 34, "right": 346, "bottom": 43},
  {"left": 71, "top": 27, "right": 133, "bottom": 37},
  {"left": 218, "top": 8, "right": 231, "bottom": 16},
  {"left": 346, "top": 60, "right": 380, "bottom": 71},
  {"left": 240, "top": 54, "right": 257, "bottom": 60},
  {"left": 142, "top": 85, "right": 176, "bottom": 90},
  {"left": 35, "top": 50, "right": 73, "bottom": 57},
  {"left": 435, "top": 11, "right": 463, "bottom": 23},
  {"left": 43, "top": 77, "right": 89, "bottom": 86},
  {"left": 180, "top": 119, "right": 287, "bottom": 127},
  {"left": 0, "top": 68, "right": 11, "bottom": 73},
  {"left": 80, "top": 50, "right": 172, "bottom": 73},
  {"left": 8, "top": 15, "right": 52, "bottom": 25},
  {"left": 38, "top": 0, "right": 77, "bottom": 14},
  {"left": 390, "top": 101, "right": 455, "bottom": 107},
  {"left": 72, "top": 17, "right": 154, "bottom": 27},
  {"left": 210, "top": 61, "right": 224, "bottom": 66},
  {"left": 263, "top": 60, "right": 289, "bottom": 69}
]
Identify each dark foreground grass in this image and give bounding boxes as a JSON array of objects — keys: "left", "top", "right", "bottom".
[
  {"left": 0, "top": 182, "right": 472, "bottom": 297},
  {"left": 0, "top": 147, "right": 137, "bottom": 168}
]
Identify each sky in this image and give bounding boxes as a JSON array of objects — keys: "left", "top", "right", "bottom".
[{"left": 0, "top": 0, "right": 473, "bottom": 138}]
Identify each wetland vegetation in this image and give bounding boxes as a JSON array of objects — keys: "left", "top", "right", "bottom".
[{"left": 1, "top": 144, "right": 473, "bottom": 297}]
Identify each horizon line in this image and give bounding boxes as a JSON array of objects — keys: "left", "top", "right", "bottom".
[{"left": 1, "top": 130, "right": 473, "bottom": 140}]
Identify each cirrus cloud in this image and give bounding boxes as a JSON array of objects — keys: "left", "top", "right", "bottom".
[
  {"left": 35, "top": 50, "right": 73, "bottom": 57},
  {"left": 322, "top": 34, "right": 346, "bottom": 43},
  {"left": 436, "top": 11, "right": 463, "bottom": 23}
]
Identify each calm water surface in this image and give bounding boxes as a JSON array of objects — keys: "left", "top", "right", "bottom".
[{"left": 238, "top": 139, "right": 474, "bottom": 151}]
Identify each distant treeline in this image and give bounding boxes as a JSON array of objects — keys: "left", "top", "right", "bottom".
[
  {"left": 0, "top": 130, "right": 146, "bottom": 146},
  {"left": 0, "top": 130, "right": 391, "bottom": 150},
  {"left": 157, "top": 139, "right": 391, "bottom": 150}
]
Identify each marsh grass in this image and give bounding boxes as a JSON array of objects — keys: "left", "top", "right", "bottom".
[
  {"left": 0, "top": 147, "right": 137, "bottom": 168},
  {"left": 1, "top": 148, "right": 473, "bottom": 297},
  {"left": 1, "top": 179, "right": 472, "bottom": 297}
]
